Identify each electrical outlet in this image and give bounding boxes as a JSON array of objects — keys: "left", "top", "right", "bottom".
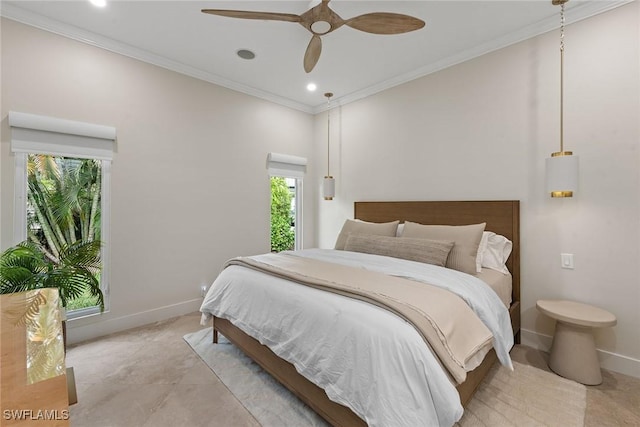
[{"left": 200, "top": 285, "right": 208, "bottom": 297}]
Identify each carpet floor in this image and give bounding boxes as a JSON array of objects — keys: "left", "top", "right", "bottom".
[{"left": 184, "top": 327, "right": 587, "bottom": 427}]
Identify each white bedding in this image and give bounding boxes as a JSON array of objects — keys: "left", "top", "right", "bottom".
[{"left": 200, "top": 249, "right": 514, "bottom": 427}]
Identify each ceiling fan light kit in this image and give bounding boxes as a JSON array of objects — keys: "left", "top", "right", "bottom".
[
  {"left": 202, "top": 0, "right": 425, "bottom": 73},
  {"left": 311, "top": 20, "right": 332, "bottom": 35}
]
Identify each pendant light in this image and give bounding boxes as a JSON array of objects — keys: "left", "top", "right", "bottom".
[
  {"left": 323, "top": 92, "right": 335, "bottom": 200},
  {"left": 546, "top": 0, "right": 579, "bottom": 198}
]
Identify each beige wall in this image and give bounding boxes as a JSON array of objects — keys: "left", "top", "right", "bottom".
[
  {"left": 0, "top": 18, "right": 316, "bottom": 343},
  {"left": 316, "top": 2, "right": 639, "bottom": 377},
  {"left": 2, "top": 2, "right": 639, "bottom": 377}
]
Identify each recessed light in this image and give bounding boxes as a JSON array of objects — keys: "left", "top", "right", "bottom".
[
  {"left": 237, "top": 49, "right": 256, "bottom": 60},
  {"left": 306, "top": 83, "right": 317, "bottom": 92},
  {"left": 89, "top": 0, "right": 107, "bottom": 7}
]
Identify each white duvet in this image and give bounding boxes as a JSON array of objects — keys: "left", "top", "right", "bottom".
[{"left": 200, "top": 249, "right": 514, "bottom": 427}]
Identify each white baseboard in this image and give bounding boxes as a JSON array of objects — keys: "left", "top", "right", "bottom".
[
  {"left": 521, "top": 328, "right": 640, "bottom": 379},
  {"left": 65, "top": 298, "right": 202, "bottom": 345}
]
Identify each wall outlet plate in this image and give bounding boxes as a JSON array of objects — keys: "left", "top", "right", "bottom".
[{"left": 561, "top": 253, "right": 574, "bottom": 269}]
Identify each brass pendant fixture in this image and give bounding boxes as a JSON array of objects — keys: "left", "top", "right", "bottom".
[
  {"left": 546, "top": 0, "right": 579, "bottom": 198},
  {"left": 323, "top": 92, "right": 335, "bottom": 201}
]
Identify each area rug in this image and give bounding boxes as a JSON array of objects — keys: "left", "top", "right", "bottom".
[{"left": 184, "top": 328, "right": 586, "bottom": 426}]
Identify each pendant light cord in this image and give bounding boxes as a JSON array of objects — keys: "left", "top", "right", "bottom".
[
  {"left": 325, "top": 92, "right": 333, "bottom": 176},
  {"left": 560, "top": 3, "right": 565, "bottom": 153}
]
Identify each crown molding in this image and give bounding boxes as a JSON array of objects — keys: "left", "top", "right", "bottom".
[
  {"left": 312, "top": 0, "right": 633, "bottom": 113},
  {"left": 0, "top": 2, "right": 315, "bottom": 114},
  {"left": 1, "top": 1, "right": 632, "bottom": 116}
]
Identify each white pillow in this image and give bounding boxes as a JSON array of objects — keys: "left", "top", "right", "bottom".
[
  {"left": 476, "top": 232, "right": 490, "bottom": 273},
  {"left": 476, "top": 231, "right": 512, "bottom": 275}
]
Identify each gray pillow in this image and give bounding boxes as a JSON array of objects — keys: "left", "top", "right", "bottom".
[
  {"left": 344, "top": 234, "right": 454, "bottom": 267},
  {"left": 334, "top": 219, "right": 399, "bottom": 250},
  {"left": 400, "top": 222, "right": 486, "bottom": 275}
]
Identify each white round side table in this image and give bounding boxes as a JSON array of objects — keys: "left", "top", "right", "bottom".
[{"left": 536, "top": 299, "right": 616, "bottom": 385}]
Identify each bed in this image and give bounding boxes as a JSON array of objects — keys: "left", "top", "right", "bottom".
[{"left": 201, "top": 200, "right": 520, "bottom": 426}]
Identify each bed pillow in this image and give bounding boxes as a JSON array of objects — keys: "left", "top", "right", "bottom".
[
  {"left": 400, "top": 221, "right": 486, "bottom": 275},
  {"left": 476, "top": 232, "right": 490, "bottom": 273},
  {"left": 334, "top": 219, "right": 399, "bottom": 250},
  {"left": 477, "top": 232, "right": 513, "bottom": 274},
  {"left": 344, "top": 234, "right": 454, "bottom": 267}
]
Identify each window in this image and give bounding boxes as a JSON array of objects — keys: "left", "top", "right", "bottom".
[
  {"left": 9, "top": 112, "right": 115, "bottom": 319},
  {"left": 267, "top": 153, "right": 306, "bottom": 251}
]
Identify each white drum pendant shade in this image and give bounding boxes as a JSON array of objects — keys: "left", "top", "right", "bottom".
[
  {"left": 546, "top": 153, "right": 578, "bottom": 197},
  {"left": 323, "top": 176, "right": 335, "bottom": 200}
]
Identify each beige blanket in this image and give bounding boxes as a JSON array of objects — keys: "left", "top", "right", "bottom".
[{"left": 226, "top": 253, "right": 493, "bottom": 384}]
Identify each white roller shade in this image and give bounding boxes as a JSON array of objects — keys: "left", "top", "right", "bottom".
[
  {"left": 267, "top": 152, "right": 307, "bottom": 179},
  {"left": 9, "top": 111, "right": 116, "bottom": 160}
]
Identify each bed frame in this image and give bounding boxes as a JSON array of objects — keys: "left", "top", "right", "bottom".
[{"left": 212, "top": 200, "right": 520, "bottom": 426}]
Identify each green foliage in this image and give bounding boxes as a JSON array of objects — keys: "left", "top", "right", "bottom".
[
  {"left": 270, "top": 177, "right": 295, "bottom": 252},
  {"left": 65, "top": 286, "right": 100, "bottom": 311},
  {"left": 27, "top": 155, "right": 102, "bottom": 263},
  {"left": 0, "top": 240, "right": 104, "bottom": 312},
  {"left": 25, "top": 154, "right": 103, "bottom": 310}
]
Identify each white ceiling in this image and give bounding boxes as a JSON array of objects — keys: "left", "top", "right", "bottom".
[{"left": 1, "top": 0, "right": 631, "bottom": 113}]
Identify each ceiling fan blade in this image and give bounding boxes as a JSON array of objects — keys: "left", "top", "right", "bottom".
[
  {"left": 201, "top": 9, "right": 301, "bottom": 23},
  {"left": 345, "top": 13, "right": 425, "bottom": 35},
  {"left": 303, "top": 35, "right": 322, "bottom": 73}
]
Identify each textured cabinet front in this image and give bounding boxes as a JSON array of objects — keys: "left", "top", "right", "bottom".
[{"left": 0, "top": 289, "right": 69, "bottom": 426}]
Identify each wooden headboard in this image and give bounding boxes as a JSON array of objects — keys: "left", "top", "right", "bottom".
[{"left": 354, "top": 200, "right": 520, "bottom": 307}]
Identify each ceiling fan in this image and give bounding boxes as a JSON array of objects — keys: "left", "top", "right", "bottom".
[{"left": 202, "top": 0, "right": 425, "bottom": 73}]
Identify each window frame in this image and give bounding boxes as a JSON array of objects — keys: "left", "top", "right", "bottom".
[
  {"left": 267, "top": 153, "right": 306, "bottom": 251},
  {"left": 293, "top": 178, "right": 303, "bottom": 251},
  {"left": 9, "top": 112, "right": 115, "bottom": 319}
]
